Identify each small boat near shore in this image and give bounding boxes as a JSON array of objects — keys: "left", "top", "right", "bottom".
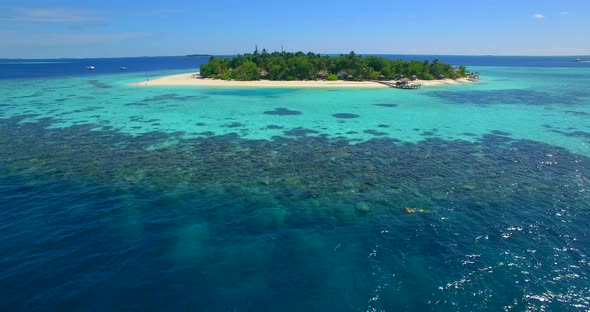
[
  {"left": 120, "top": 67, "right": 127, "bottom": 70},
  {"left": 86, "top": 66, "right": 95, "bottom": 70}
]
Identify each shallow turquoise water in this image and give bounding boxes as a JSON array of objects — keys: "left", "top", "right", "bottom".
[
  {"left": 1, "top": 64, "right": 589, "bottom": 311},
  {"left": 2, "top": 66, "right": 590, "bottom": 155}
]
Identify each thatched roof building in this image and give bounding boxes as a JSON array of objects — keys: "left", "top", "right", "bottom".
[{"left": 337, "top": 70, "right": 350, "bottom": 80}]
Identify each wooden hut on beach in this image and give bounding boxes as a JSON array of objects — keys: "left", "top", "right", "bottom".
[
  {"left": 317, "top": 69, "right": 328, "bottom": 80},
  {"left": 338, "top": 70, "right": 352, "bottom": 80}
]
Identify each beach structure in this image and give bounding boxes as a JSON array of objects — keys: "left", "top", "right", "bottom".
[
  {"left": 373, "top": 78, "right": 421, "bottom": 89},
  {"left": 394, "top": 78, "right": 421, "bottom": 89},
  {"left": 467, "top": 71, "right": 480, "bottom": 81},
  {"left": 317, "top": 69, "right": 328, "bottom": 79},
  {"left": 338, "top": 70, "right": 351, "bottom": 80}
]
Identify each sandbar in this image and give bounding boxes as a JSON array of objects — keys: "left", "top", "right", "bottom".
[{"left": 130, "top": 73, "right": 472, "bottom": 88}]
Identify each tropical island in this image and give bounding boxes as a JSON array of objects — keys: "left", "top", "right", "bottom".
[
  {"left": 201, "top": 50, "right": 469, "bottom": 81},
  {"left": 134, "top": 50, "right": 478, "bottom": 88}
]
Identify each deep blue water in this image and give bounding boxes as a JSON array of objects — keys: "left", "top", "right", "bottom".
[
  {"left": 0, "top": 56, "right": 210, "bottom": 79},
  {"left": 1, "top": 56, "right": 590, "bottom": 311}
]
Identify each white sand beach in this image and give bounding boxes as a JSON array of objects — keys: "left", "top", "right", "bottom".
[{"left": 130, "top": 73, "right": 472, "bottom": 88}]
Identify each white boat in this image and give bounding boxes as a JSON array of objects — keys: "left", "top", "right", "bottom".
[
  {"left": 86, "top": 66, "right": 95, "bottom": 70},
  {"left": 120, "top": 66, "right": 127, "bottom": 70}
]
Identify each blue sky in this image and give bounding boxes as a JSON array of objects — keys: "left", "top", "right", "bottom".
[{"left": 0, "top": 0, "right": 588, "bottom": 58}]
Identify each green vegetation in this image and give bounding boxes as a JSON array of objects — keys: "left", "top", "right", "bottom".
[
  {"left": 199, "top": 49, "right": 468, "bottom": 81},
  {"left": 326, "top": 73, "right": 338, "bottom": 81}
]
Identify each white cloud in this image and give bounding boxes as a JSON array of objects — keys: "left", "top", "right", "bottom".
[
  {"left": 532, "top": 13, "right": 545, "bottom": 19},
  {"left": 560, "top": 11, "right": 569, "bottom": 16},
  {"left": 1, "top": 8, "right": 103, "bottom": 23}
]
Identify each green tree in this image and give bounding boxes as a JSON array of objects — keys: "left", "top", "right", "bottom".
[
  {"left": 234, "top": 61, "right": 260, "bottom": 81},
  {"left": 199, "top": 49, "right": 467, "bottom": 82},
  {"left": 456, "top": 65, "right": 467, "bottom": 77},
  {"left": 288, "top": 55, "right": 311, "bottom": 79}
]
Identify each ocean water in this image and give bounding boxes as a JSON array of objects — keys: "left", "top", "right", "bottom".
[{"left": 1, "top": 56, "right": 589, "bottom": 311}]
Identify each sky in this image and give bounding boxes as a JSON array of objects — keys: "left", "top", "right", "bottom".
[{"left": 0, "top": 0, "right": 589, "bottom": 58}]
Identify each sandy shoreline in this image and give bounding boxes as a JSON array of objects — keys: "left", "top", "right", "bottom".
[{"left": 130, "top": 73, "right": 472, "bottom": 88}]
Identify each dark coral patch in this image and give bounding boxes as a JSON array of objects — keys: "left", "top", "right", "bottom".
[
  {"left": 284, "top": 127, "right": 319, "bottom": 137},
  {"left": 550, "top": 129, "right": 590, "bottom": 141},
  {"left": 333, "top": 113, "right": 359, "bottom": 119},
  {"left": 377, "top": 124, "right": 390, "bottom": 128},
  {"left": 264, "top": 108, "right": 302, "bottom": 116},
  {"left": 364, "top": 129, "right": 388, "bottom": 136},
  {"left": 563, "top": 110, "right": 590, "bottom": 116},
  {"left": 195, "top": 122, "right": 207, "bottom": 126},
  {"left": 266, "top": 125, "right": 283, "bottom": 129},
  {"left": 427, "top": 89, "right": 578, "bottom": 105},
  {"left": 421, "top": 131, "right": 435, "bottom": 136},
  {"left": 141, "top": 94, "right": 208, "bottom": 103},
  {"left": 373, "top": 104, "right": 398, "bottom": 108},
  {"left": 224, "top": 122, "right": 244, "bottom": 128},
  {"left": 490, "top": 130, "right": 511, "bottom": 136},
  {"left": 88, "top": 80, "right": 112, "bottom": 89}
]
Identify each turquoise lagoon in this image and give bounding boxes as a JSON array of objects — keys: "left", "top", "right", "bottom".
[
  {"left": 0, "top": 60, "right": 589, "bottom": 311},
  {"left": 2, "top": 66, "right": 590, "bottom": 154}
]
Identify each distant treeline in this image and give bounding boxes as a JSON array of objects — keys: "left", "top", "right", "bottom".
[
  {"left": 186, "top": 54, "right": 211, "bottom": 57},
  {"left": 199, "top": 50, "right": 468, "bottom": 81}
]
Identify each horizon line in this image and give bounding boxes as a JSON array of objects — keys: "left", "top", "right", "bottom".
[{"left": 1, "top": 53, "right": 589, "bottom": 60}]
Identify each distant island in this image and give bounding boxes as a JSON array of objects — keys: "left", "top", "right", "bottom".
[
  {"left": 185, "top": 54, "right": 212, "bottom": 57},
  {"left": 199, "top": 50, "right": 471, "bottom": 81}
]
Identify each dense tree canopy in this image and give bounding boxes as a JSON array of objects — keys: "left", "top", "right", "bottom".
[{"left": 199, "top": 50, "right": 468, "bottom": 81}]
